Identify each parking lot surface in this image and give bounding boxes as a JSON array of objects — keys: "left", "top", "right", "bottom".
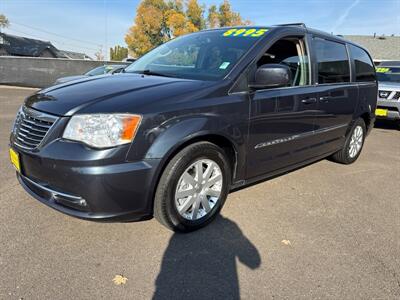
[{"left": 1, "top": 86, "right": 400, "bottom": 299}]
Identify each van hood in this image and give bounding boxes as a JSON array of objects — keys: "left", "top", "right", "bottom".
[
  {"left": 55, "top": 75, "right": 89, "bottom": 85},
  {"left": 25, "top": 74, "right": 211, "bottom": 116}
]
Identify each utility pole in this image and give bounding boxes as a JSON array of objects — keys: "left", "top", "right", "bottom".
[{"left": 104, "top": 0, "right": 108, "bottom": 61}]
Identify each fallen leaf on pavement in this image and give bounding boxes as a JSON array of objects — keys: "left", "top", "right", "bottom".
[
  {"left": 113, "top": 275, "right": 128, "bottom": 285},
  {"left": 281, "top": 239, "right": 292, "bottom": 246}
]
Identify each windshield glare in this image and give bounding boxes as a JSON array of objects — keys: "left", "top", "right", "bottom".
[
  {"left": 376, "top": 67, "right": 400, "bottom": 83},
  {"left": 125, "top": 29, "right": 266, "bottom": 81}
]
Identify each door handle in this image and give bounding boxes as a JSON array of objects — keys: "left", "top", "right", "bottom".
[
  {"left": 319, "top": 96, "right": 331, "bottom": 102},
  {"left": 301, "top": 97, "right": 317, "bottom": 104}
]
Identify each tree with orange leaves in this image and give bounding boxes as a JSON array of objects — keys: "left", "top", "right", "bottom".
[{"left": 125, "top": 0, "right": 249, "bottom": 57}]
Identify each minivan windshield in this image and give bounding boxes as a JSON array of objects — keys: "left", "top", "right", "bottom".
[
  {"left": 376, "top": 67, "right": 400, "bottom": 83},
  {"left": 125, "top": 29, "right": 269, "bottom": 81}
]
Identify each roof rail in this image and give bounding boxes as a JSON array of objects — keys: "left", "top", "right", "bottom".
[{"left": 275, "top": 23, "right": 307, "bottom": 28}]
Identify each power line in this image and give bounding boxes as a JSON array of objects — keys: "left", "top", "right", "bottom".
[
  {"left": 6, "top": 27, "right": 100, "bottom": 52},
  {"left": 11, "top": 21, "right": 102, "bottom": 47},
  {"left": 7, "top": 27, "right": 99, "bottom": 52}
]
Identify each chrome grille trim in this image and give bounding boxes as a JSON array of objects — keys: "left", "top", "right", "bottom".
[
  {"left": 20, "top": 122, "right": 48, "bottom": 133},
  {"left": 22, "top": 118, "right": 52, "bottom": 128},
  {"left": 18, "top": 132, "right": 43, "bottom": 142},
  {"left": 17, "top": 136, "right": 38, "bottom": 146},
  {"left": 13, "top": 106, "right": 58, "bottom": 150},
  {"left": 18, "top": 127, "right": 44, "bottom": 138}
]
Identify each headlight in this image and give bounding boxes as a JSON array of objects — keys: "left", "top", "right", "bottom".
[{"left": 63, "top": 114, "right": 142, "bottom": 148}]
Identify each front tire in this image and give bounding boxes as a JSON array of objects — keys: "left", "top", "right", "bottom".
[
  {"left": 154, "top": 142, "right": 231, "bottom": 232},
  {"left": 331, "top": 118, "right": 366, "bottom": 164}
]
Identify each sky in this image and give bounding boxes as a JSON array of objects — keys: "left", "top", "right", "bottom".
[{"left": 1, "top": 0, "right": 399, "bottom": 59}]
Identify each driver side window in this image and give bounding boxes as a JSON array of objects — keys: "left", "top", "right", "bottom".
[{"left": 257, "top": 37, "right": 310, "bottom": 87}]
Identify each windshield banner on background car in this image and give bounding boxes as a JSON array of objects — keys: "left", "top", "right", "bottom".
[{"left": 376, "top": 67, "right": 400, "bottom": 83}]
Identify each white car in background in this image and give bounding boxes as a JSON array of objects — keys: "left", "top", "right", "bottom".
[{"left": 54, "top": 64, "right": 127, "bottom": 85}]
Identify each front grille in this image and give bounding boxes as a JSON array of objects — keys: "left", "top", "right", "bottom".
[
  {"left": 392, "top": 92, "right": 400, "bottom": 100},
  {"left": 13, "top": 106, "right": 58, "bottom": 150}
]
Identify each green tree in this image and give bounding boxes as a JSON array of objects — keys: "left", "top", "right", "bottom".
[
  {"left": 218, "top": 0, "right": 247, "bottom": 27},
  {"left": 207, "top": 5, "right": 219, "bottom": 28},
  {"left": 166, "top": 8, "right": 197, "bottom": 38},
  {"left": 0, "top": 14, "right": 10, "bottom": 32},
  {"left": 167, "top": 0, "right": 184, "bottom": 13},
  {"left": 186, "top": 0, "right": 205, "bottom": 30},
  {"left": 110, "top": 45, "right": 129, "bottom": 61},
  {"left": 125, "top": 0, "right": 169, "bottom": 57}
]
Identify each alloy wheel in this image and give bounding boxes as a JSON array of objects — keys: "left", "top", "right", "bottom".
[
  {"left": 174, "top": 159, "right": 223, "bottom": 220},
  {"left": 349, "top": 125, "right": 363, "bottom": 158}
]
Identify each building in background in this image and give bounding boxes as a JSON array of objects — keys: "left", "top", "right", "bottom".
[{"left": 0, "top": 32, "right": 91, "bottom": 60}]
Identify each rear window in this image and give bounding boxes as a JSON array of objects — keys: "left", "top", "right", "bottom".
[
  {"left": 314, "top": 38, "right": 350, "bottom": 84},
  {"left": 349, "top": 45, "right": 376, "bottom": 82}
]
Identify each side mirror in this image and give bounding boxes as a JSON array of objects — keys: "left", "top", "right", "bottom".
[{"left": 249, "top": 64, "right": 292, "bottom": 89}]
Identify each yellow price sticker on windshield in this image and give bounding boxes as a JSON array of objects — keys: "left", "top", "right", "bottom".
[
  {"left": 223, "top": 28, "right": 268, "bottom": 38},
  {"left": 376, "top": 67, "right": 389, "bottom": 73}
]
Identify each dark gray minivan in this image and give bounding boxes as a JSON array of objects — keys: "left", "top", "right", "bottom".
[{"left": 10, "top": 24, "right": 377, "bottom": 232}]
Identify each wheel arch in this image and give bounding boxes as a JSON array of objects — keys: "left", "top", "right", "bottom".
[
  {"left": 359, "top": 111, "right": 372, "bottom": 132},
  {"left": 148, "top": 133, "right": 240, "bottom": 214},
  {"left": 348, "top": 109, "right": 374, "bottom": 137},
  {"left": 164, "top": 133, "right": 238, "bottom": 178},
  {"left": 349, "top": 111, "right": 373, "bottom": 137}
]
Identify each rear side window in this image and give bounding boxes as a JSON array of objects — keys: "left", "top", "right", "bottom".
[
  {"left": 349, "top": 45, "right": 376, "bottom": 82},
  {"left": 314, "top": 38, "right": 350, "bottom": 84}
]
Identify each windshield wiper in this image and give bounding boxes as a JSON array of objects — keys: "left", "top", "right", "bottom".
[{"left": 136, "top": 69, "right": 171, "bottom": 77}]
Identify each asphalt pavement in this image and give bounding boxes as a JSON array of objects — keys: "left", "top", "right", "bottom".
[{"left": 1, "top": 86, "right": 399, "bottom": 299}]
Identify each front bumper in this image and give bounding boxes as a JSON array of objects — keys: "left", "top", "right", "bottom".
[
  {"left": 377, "top": 98, "right": 400, "bottom": 120},
  {"left": 11, "top": 140, "right": 161, "bottom": 221}
]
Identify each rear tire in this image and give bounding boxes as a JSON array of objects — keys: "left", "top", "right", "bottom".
[
  {"left": 331, "top": 118, "right": 366, "bottom": 164},
  {"left": 154, "top": 142, "right": 231, "bottom": 232}
]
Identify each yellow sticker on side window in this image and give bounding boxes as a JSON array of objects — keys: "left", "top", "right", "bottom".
[{"left": 223, "top": 28, "right": 268, "bottom": 38}]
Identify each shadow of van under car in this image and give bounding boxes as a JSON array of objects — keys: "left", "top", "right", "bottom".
[
  {"left": 375, "top": 61, "right": 400, "bottom": 126},
  {"left": 54, "top": 64, "right": 128, "bottom": 85}
]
